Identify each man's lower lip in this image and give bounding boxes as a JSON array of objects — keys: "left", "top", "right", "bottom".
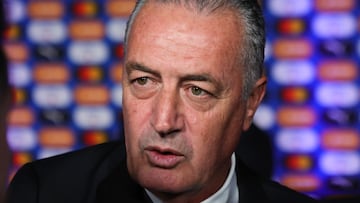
[{"left": 145, "top": 150, "right": 184, "bottom": 169}]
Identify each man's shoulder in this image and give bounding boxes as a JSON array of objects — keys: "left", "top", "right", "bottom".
[
  {"left": 30, "top": 140, "right": 125, "bottom": 171},
  {"left": 7, "top": 141, "right": 126, "bottom": 203}
]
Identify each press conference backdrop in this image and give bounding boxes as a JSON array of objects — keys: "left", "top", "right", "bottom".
[{"left": 3, "top": 0, "right": 360, "bottom": 200}]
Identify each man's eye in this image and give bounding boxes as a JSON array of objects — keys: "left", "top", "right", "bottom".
[
  {"left": 135, "top": 77, "right": 148, "bottom": 85},
  {"left": 191, "top": 86, "right": 206, "bottom": 96}
]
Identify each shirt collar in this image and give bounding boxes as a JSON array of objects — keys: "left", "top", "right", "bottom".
[{"left": 145, "top": 153, "right": 239, "bottom": 203}]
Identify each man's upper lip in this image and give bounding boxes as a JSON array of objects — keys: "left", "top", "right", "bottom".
[{"left": 145, "top": 146, "right": 184, "bottom": 156}]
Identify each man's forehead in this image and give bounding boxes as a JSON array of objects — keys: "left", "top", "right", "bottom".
[
  {"left": 129, "top": 2, "right": 242, "bottom": 49},
  {"left": 125, "top": 1, "right": 245, "bottom": 83},
  {"left": 133, "top": 1, "right": 242, "bottom": 27}
]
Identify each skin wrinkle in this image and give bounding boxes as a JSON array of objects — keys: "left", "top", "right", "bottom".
[
  {"left": 139, "top": 129, "right": 193, "bottom": 161},
  {"left": 122, "top": 1, "right": 266, "bottom": 202},
  {"left": 126, "top": 61, "right": 228, "bottom": 104},
  {"left": 125, "top": 0, "right": 265, "bottom": 98}
]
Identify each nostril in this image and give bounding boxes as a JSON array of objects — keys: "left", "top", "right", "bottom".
[{"left": 158, "top": 129, "right": 181, "bottom": 138}]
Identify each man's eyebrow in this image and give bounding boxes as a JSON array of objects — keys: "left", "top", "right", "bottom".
[
  {"left": 180, "top": 74, "right": 217, "bottom": 83},
  {"left": 180, "top": 74, "right": 224, "bottom": 92},
  {"left": 125, "top": 62, "right": 161, "bottom": 78}
]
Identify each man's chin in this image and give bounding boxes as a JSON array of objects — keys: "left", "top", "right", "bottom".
[{"left": 136, "top": 167, "right": 192, "bottom": 194}]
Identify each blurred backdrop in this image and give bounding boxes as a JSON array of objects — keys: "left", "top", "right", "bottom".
[{"left": 1, "top": 0, "right": 360, "bottom": 200}]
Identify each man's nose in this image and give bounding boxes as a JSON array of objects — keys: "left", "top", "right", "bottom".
[{"left": 150, "top": 88, "right": 183, "bottom": 136}]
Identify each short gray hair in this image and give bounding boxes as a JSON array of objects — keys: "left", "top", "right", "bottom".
[{"left": 124, "top": 0, "right": 265, "bottom": 99}]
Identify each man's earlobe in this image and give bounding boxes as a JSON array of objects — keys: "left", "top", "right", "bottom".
[{"left": 242, "top": 76, "right": 267, "bottom": 131}]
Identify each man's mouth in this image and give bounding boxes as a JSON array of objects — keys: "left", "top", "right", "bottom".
[{"left": 144, "top": 146, "right": 185, "bottom": 169}]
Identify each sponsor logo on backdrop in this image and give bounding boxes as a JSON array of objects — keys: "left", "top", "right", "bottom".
[
  {"left": 33, "top": 44, "right": 65, "bottom": 61},
  {"left": 313, "top": 14, "right": 356, "bottom": 38},
  {"left": 106, "top": 0, "right": 136, "bottom": 17},
  {"left": 8, "top": 107, "right": 34, "bottom": 126},
  {"left": 322, "top": 129, "right": 360, "bottom": 150},
  {"left": 71, "top": 1, "right": 99, "bottom": 18},
  {"left": 76, "top": 66, "right": 104, "bottom": 83},
  {"left": 4, "top": 42, "right": 28, "bottom": 62},
  {"left": 253, "top": 105, "right": 276, "bottom": 130},
  {"left": 82, "top": 131, "right": 108, "bottom": 146},
  {"left": 264, "top": 41, "right": 272, "bottom": 61},
  {"left": 73, "top": 106, "right": 114, "bottom": 129},
  {"left": 110, "top": 63, "right": 124, "bottom": 82},
  {"left": 277, "top": 107, "right": 316, "bottom": 127},
  {"left": 69, "top": 20, "right": 104, "bottom": 40},
  {"left": 33, "top": 85, "right": 72, "bottom": 108},
  {"left": 271, "top": 60, "right": 315, "bottom": 85},
  {"left": 8, "top": 63, "right": 31, "bottom": 87},
  {"left": 13, "top": 88, "right": 28, "bottom": 105},
  {"left": 111, "top": 85, "right": 123, "bottom": 107},
  {"left": 276, "top": 128, "right": 318, "bottom": 152},
  {"left": 280, "top": 174, "right": 320, "bottom": 192},
  {"left": 7, "top": 0, "right": 26, "bottom": 23},
  {"left": 68, "top": 41, "right": 109, "bottom": 65},
  {"left": 320, "top": 151, "right": 360, "bottom": 175},
  {"left": 284, "top": 155, "right": 314, "bottom": 171},
  {"left": 7, "top": 127, "right": 37, "bottom": 151},
  {"left": 12, "top": 152, "right": 33, "bottom": 167},
  {"left": 326, "top": 176, "right": 359, "bottom": 191},
  {"left": 315, "top": 82, "right": 358, "bottom": 107},
  {"left": 39, "top": 109, "right": 70, "bottom": 126},
  {"left": 268, "top": 0, "right": 312, "bottom": 17},
  {"left": 276, "top": 18, "right": 306, "bottom": 35},
  {"left": 28, "top": 1, "right": 64, "bottom": 19},
  {"left": 273, "top": 39, "right": 313, "bottom": 59},
  {"left": 280, "top": 87, "right": 310, "bottom": 103},
  {"left": 315, "top": 0, "right": 355, "bottom": 11},
  {"left": 34, "top": 63, "right": 70, "bottom": 84},
  {"left": 4, "top": 24, "right": 22, "bottom": 41},
  {"left": 74, "top": 85, "right": 110, "bottom": 105},
  {"left": 319, "top": 40, "right": 353, "bottom": 57},
  {"left": 27, "top": 21, "right": 67, "bottom": 44},
  {"left": 113, "top": 43, "right": 125, "bottom": 59},
  {"left": 322, "top": 108, "right": 357, "bottom": 126},
  {"left": 106, "top": 19, "right": 128, "bottom": 42},
  {"left": 39, "top": 127, "right": 75, "bottom": 148},
  {"left": 318, "top": 60, "right": 357, "bottom": 81}
]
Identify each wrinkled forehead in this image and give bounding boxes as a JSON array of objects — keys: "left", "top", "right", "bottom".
[
  {"left": 125, "top": 2, "right": 246, "bottom": 91},
  {"left": 127, "top": 1, "right": 244, "bottom": 58}
]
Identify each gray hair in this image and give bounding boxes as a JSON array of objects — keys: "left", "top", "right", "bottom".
[{"left": 124, "top": 0, "right": 265, "bottom": 99}]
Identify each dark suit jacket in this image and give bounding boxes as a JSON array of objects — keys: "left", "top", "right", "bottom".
[{"left": 6, "top": 140, "right": 317, "bottom": 203}]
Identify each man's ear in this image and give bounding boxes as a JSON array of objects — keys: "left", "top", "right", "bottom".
[{"left": 242, "top": 76, "right": 267, "bottom": 131}]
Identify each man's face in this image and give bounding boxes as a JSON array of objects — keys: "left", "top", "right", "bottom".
[{"left": 122, "top": 2, "right": 265, "bottom": 201}]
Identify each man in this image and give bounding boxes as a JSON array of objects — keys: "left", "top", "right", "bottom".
[{"left": 6, "top": 0, "right": 317, "bottom": 202}]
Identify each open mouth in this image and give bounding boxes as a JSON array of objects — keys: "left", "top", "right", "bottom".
[{"left": 144, "top": 146, "right": 185, "bottom": 169}]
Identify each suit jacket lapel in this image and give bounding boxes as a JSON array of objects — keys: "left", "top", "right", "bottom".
[
  {"left": 95, "top": 160, "right": 153, "bottom": 203},
  {"left": 236, "top": 155, "right": 268, "bottom": 203}
]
